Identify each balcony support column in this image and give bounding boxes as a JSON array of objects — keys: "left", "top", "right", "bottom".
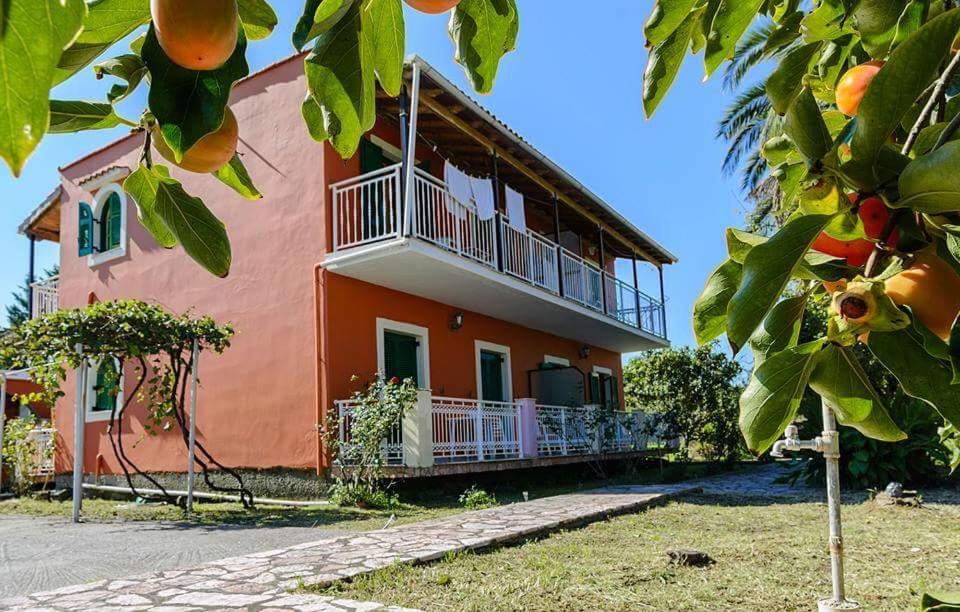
[
  {"left": 632, "top": 255, "right": 641, "bottom": 330},
  {"left": 517, "top": 398, "right": 539, "bottom": 459},
  {"left": 658, "top": 265, "right": 667, "bottom": 338},
  {"left": 27, "top": 236, "right": 36, "bottom": 318},
  {"left": 403, "top": 389, "right": 434, "bottom": 468},
  {"left": 398, "top": 85, "right": 410, "bottom": 208},
  {"left": 553, "top": 195, "right": 564, "bottom": 297},
  {"left": 598, "top": 227, "right": 608, "bottom": 314},
  {"left": 493, "top": 152, "right": 504, "bottom": 272},
  {"left": 402, "top": 63, "right": 422, "bottom": 238}
]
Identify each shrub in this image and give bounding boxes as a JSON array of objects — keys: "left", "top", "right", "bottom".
[
  {"left": 2, "top": 415, "right": 54, "bottom": 496},
  {"left": 328, "top": 482, "right": 401, "bottom": 510},
  {"left": 458, "top": 485, "right": 498, "bottom": 510}
]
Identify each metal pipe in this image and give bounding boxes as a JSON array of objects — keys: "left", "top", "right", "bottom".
[
  {"left": 402, "top": 63, "right": 422, "bottom": 238},
  {"left": 398, "top": 84, "right": 410, "bottom": 207},
  {"left": 658, "top": 265, "right": 667, "bottom": 338},
  {"left": 186, "top": 339, "right": 199, "bottom": 515},
  {"left": 0, "top": 374, "right": 6, "bottom": 493},
  {"left": 821, "top": 402, "right": 847, "bottom": 606},
  {"left": 553, "top": 194, "right": 564, "bottom": 297},
  {"left": 72, "top": 346, "right": 87, "bottom": 523},
  {"left": 27, "top": 237, "right": 36, "bottom": 318},
  {"left": 81, "top": 483, "right": 331, "bottom": 507}
]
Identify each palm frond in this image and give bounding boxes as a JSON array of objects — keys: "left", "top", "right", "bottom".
[{"left": 723, "top": 21, "right": 777, "bottom": 92}]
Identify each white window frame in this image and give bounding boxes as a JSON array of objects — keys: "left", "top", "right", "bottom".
[
  {"left": 592, "top": 365, "right": 613, "bottom": 377},
  {"left": 376, "top": 318, "right": 430, "bottom": 389},
  {"left": 85, "top": 357, "right": 125, "bottom": 423},
  {"left": 475, "top": 341, "right": 512, "bottom": 403},
  {"left": 543, "top": 354, "right": 570, "bottom": 367},
  {"left": 88, "top": 183, "right": 128, "bottom": 268}
]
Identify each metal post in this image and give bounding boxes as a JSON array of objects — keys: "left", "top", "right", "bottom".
[
  {"left": 820, "top": 401, "right": 856, "bottom": 611},
  {"left": 27, "top": 237, "right": 36, "bottom": 318},
  {"left": 0, "top": 374, "right": 6, "bottom": 493},
  {"left": 72, "top": 345, "right": 87, "bottom": 523},
  {"left": 186, "top": 340, "right": 200, "bottom": 515},
  {"left": 658, "top": 265, "right": 667, "bottom": 338},
  {"left": 553, "top": 195, "right": 564, "bottom": 297},
  {"left": 632, "top": 255, "right": 641, "bottom": 330},
  {"left": 598, "top": 227, "right": 608, "bottom": 314},
  {"left": 402, "top": 63, "right": 422, "bottom": 238},
  {"left": 492, "top": 152, "right": 504, "bottom": 272},
  {"left": 398, "top": 85, "right": 410, "bottom": 207}
]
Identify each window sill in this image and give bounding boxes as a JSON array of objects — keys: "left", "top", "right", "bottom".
[
  {"left": 88, "top": 245, "right": 126, "bottom": 268},
  {"left": 85, "top": 410, "right": 116, "bottom": 423}
]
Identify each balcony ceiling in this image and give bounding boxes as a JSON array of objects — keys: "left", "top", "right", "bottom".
[{"left": 322, "top": 239, "right": 669, "bottom": 354}]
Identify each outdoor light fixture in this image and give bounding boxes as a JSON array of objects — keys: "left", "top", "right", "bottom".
[
  {"left": 579, "top": 345, "right": 591, "bottom": 359},
  {"left": 450, "top": 312, "right": 464, "bottom": 330}
]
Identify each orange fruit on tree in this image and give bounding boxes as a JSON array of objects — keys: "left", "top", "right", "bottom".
[
  {"left": 884, "top": 251, "right": 960, "bottom": 341},
  {"left": 404, "top": 0, "right": 462, "bottom": 14},
  {"left": 836, "top": 60, "right": 884, "bottom": 117},
  {"left": 154, "top": 108, "right": 239, "bottom": 173},
  {"left": 151, "top": 0, "right": 239, "bottom": 71},
  {"left": 811, "top": 233, "right": 875, "bottom": 267}
]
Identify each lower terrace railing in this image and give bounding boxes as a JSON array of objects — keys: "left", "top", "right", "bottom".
[
  {"left": 330, "top": 164, "right": 667, "bottom": 340},
  {"left": 332, "top": 394, "right": 658, "bottom": 470},
  {"left": 30, "top": 276, "right": 59, "bottom": 319}
]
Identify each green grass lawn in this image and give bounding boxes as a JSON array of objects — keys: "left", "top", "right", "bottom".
[{"left": 309, "top": 493, "right": 960, "bottom": 611}]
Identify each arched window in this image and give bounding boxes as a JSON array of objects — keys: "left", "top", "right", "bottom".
[
  {"left": 87, "top": 183, "right": 127, "bottom": 266},
  {"left": 99, "top": 192, "right": 122, "bottom": 252},
  {"left": 86, "top": 358, "right": 123, "bottom": 422}
]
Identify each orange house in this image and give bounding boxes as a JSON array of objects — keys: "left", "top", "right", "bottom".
[{"left": 14, "top": 57, "right": 676, "bottom": 487}]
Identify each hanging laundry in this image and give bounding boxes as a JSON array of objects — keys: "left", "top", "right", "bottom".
[
  {"left": 443, "top": 161, "right": 473, "bottom": 219},
  {"left": 505, "top": 185, "right": 527, "bottom": 232},
  {"left": 470, "top": 176, "right": 496, "bottom": 221}
]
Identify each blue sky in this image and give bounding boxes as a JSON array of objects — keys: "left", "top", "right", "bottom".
[{"left": 0, "top": 0, "right": 752, "bottom": 350}]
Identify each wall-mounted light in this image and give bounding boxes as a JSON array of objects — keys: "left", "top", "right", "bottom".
[
  {"left": 450, "top": 311, "right": 464, "bottom": 330},
  {"left": 579, "top": 345, "right": 591, "bottom": 359}
]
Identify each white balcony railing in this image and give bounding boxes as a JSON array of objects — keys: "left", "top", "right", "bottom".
[
  {"left": 431, "top": 397, "right": 521, "bottom": 463},
  {"left": 24, "top": 428, "right": 56, "bottom": 477},
  {"left": 30, "top": 276, "right": 59, "bottom": 319},
  {"left": 330, "top": 164, "right": 667, "bottom": 339},
  {"left": 335, "top": 400, "right": 404, "bottom": 466}
]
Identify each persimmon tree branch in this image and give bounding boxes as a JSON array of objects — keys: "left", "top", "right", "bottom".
[{"left": 902, "top": 50, "right": 960, "bottom": 156}]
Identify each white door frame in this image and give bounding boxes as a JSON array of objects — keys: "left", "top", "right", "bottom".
[
  {"left": 475, "top": 340, "right": 512, "bottom": 403},
  {"left": 376, "top": 318, "right": 430, "bottom": 389}
]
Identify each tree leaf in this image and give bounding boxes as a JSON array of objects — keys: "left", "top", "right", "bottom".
[
  {"left": 749, "top": 294, "right": 806, "bottom": 366},
  {"left": 693, "top": 258, "right": 742, "bottom": 345},
  {"left": 850, "top": 9, "right": 960, "bottom": 173},
  {"left": 48, "top": 100, "right": 123, "bottom": 133},
  {"left": 94, "top": 54, "right": 147, "bottom": 104},
  {"left": 363, "top": 0, "right": 404, "bottom": 97},
  {"left": 869, "top": 328, "right": 960, "bottom": 429},
  {"left": 739, "top": 339, "right": 825, "bottom": 454},
  {"left": 783, "top": 87, "right": 831, "bottom": 162},
  {"left": 897, "top": 141, "right": 960, "bottom": 213},
  {"left": 238, "top": 0, "right": 278, "bottom": 41},
  {"left": 766, "top": 42, "right": 821, "bottom": 114},
  {"left": 809, "top": 345, "right": 906, "bottom": 441},
  {"left": 122, "top": 165, "right": 178, "bottom": 249},
  {"left": 644, "top": 0, "right": 699, "bottom": 47},
  {"left": 727, "top": 214, "right": 835, "bottom": 353},
  {"left": 304, "top": 2, "right": 374, "bottom": 159},
  {"left": 449, "top": 0, "right": 519, "bottom": 95},
  {"left": 0, "top": 0, "right": 85, "bottom": 176},
  {"left": 123, "top": 164, "right": 232, "bottom": 277},
  {"left": 951, "top": 314, "right": 960, "bottom": 385},
  {"left": 293, "top": 0, "right": 355, "bottom": 51},
  {"left": 643, "top": 6, "right": 702, "bottom": 118},
  {"left": 800, "top": 0, "right": 852, "bottom": 43},
  {"left": 703, "top": 0, "right": 765, "bottom": 77},
  {"left": 56, "top": 0, "right": 150, "bottom": 86},
  {"left": 301, "top": 94, "right": 329, "bottom": 142},
  {"left": 213, "top": 154, "right": 262, "bottom": 200},
  {"left": 852, "top": 0, "right": 909, "bottom": 58},
  {"left": 143, "top": 25, "right": 249, "bottom": 161},
  {"left": 726, "top": 228, "right": 767, "bottom": 263}
]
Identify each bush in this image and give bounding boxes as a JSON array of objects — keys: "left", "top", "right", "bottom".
[
  {"left": 328, "top": 482, "right": 401, "bottom": 510},
  {"left": 458, "top": 485, "right": 498, "bottom": 510},
  {"left": 2, "top": 415, "right": 54, "bottom": 496}
]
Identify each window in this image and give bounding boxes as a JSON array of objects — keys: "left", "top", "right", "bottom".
[
  {"left": 475, "top": 341, "right": 512, "bottom": 403},
  {"left": 86, "top": 184, "right": 127, "bottom": 266},
  {"left": 86, "top": 358, "right": 123, "bottom": 422},
  {"left": 376, "top": 319, "right": 430, "bottom": 389},
  {"left": 100, "top": 192, "right": 122, "bottom": 252},
  {"left": 590, "top": 366, "right": 620, "bottom": 411},
  {"left": 543, "top": 355, "right": 570, "bottom": 368}
]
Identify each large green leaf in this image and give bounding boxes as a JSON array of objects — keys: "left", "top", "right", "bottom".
[
  {"left": 143, "top": 26, "right": 249, "bottom": 161},
  {"left": 800, "top": 0, "right": 852, "bottom": 43},
  {"left": 644, "top": 0, "right": 700, "bottom": 47},
  {"left": 783, "top": 87, "right": 831, "bottom": 162},
  {"left": 56, "top": 0, "right": 150, "bottom": 85},
  {"left": 740, "top": 339, "right": 825, "bottom": 454},
  {"left": 809, "top": 345, "right": 906, "bottom": 441},
  {"left": 870, "top": 328, "right": 960, "bottom": 429},
  {"left": 749, "top": 294, "right": 806, "bottom": 366},
  {"left": 726, "top": 228, "right": 767, "bottom": 263},
  {"left": 850, "top": 9, "right": 960, "bottom": 173},
  {"left": 449, "top": 0, "right": 519, "bottom": 94},
  {"left": 94, "top": 54, "right": 147, "bottom": 104},
  {"left": 897, "top": 141, "right": 960, "bottom": 213},
  {"left": 238, "top": 0, "right": 278, "bottom": 41},
  {"left": 363, "top": 0, "right": 405, "bottom": 97},
  {"left": 703, "top": 0, "right": 765, "bottom": 77},
  {"left": 293, "top": 0, "right": 354, "bottom": 51},
  {"left": 0, "top": 0, "right": 85, "bottom": 177},
  {"left": 643, "top": 6, "right": 703, "bottom": 118},
  {"left": 304, "top": 2, "right": 374, "bottom": 159},
  {"left": 123, "top": 165, "right": 232, "bottom": 277},
  {"left": 213, "top": 154, "right": 262, "bottom": 200},
  {"left": 301, "top": 94, "right": 329, "bottom": 142},
  {"left": 952, "top": 315, "right": 960, "bottom": 384},
  {"left": 693, "top": 258, "right": 742, "bottom": 345},
  {"left": 48, "top": 100, "right": 123, "bottom": 133},
  {"left": 852, "top": 0, "right": 909, "bottom": 58},
  {"left": 766, "top": 42, "right": 821, "bottom": 114},
  {"left": 727, "top": 214, "right": 835, "bottom": 353}
]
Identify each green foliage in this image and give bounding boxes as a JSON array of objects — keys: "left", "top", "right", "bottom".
[
  {"left": 458, "top": 485, "right": 498, "bottom": 510},
  {"left": 448, "top": 0, "right": 519, "bottom": 95},
  {"left": 329, "top": 482, "right": 401, "bottom": 509},
  {"left": 624, "top": 344, "right": 745, "bottom": 463},
  {"left": 921, "top": 590, "right": 960, "bottom": 612},
  {"left": 1, "top": 415, "right": 54, "bottom": 496}
]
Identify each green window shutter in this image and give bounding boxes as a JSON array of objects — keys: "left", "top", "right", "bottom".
[
  {"left": 94, "top": 360, "right": 119, "bottom": 413},
  {"left": 480, "top": 351, "right": 505, "bottom": 402},
  {"left": 610, "top": 377, "right": 620, "bottom": 410},
  {"left": 360, "top": 139, "right": 384, "bottom": 174},
  {"left": 100, "top": 193, "right": 121, "bottom": 251},
  {"left": 384, "top": 332, "right": 419, "bottom": 386},
  {"left": 590, "top": 374, "right": 601, "bottom": 405},
  {"left": 78, "top": 202, "right": 93, "bottom": 256}
]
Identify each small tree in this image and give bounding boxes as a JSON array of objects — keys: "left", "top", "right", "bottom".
[
  {"left": 0, "top": 300, "right": 252, "bottom": 507},
  {"left": 624, "top": 344, "right": 745, "bottom": 463}
]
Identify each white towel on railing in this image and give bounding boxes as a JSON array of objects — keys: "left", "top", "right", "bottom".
[
  {"left": 471, "top": 176, "right": 496, "bottom": 221},
  {"left": 444, "top": 161, "right": 472, "bottom": 219},
  {"left": 505, "top": 185, "right": 527, "bottom": 232}
]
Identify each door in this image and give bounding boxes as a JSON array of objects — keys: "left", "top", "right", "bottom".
[
  {"left": 361, "top": 139, "right": 389, "bottom": 241},
  {"left": 383, "top": 331, "right": 419, "bottom": 387},
  {"left": 479, "top": 350, "right": 506, "bottom": 403},
  {"left": 591, "top": 372, "right": 620, "bottom": 410}
]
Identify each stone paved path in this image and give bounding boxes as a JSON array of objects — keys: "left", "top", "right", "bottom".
[{"left": 0, "top": 463, "right": 813, "bottom": 611}]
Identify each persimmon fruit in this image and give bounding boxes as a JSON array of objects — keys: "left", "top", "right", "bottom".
[
  {"left": 884, "top": 252, "right": 960, "bottom": 341},
  {"left": 403, "top": 0, "right": 461, "bottom": 14},
  {"left": 151, "top": 0, "right": 239, "bottom": 71},
  {"left": 810, "top": 194, "right": 895, "bottom": 267},
  {"left": 836, "top": 60, "right": 884, "bottom": 117},
  {"left": 154, "top": 108, "right": 239, "bottom": 173}
]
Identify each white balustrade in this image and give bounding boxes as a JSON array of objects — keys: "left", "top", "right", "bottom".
[
  {"left": 335, "top": 400, "right": 404, "bottom": 466},
  {"left": 24, "top": 427, "right": 55, "bottom": 477},
  {"left": 536, "top": 404, "right": 593, "bottom": 456},
  {"left": 560, "top": 250, "right": 603, "bottom": 311},
  {"left": 331, "top": 164, "right": 403, "bottom": 251},
  {"left": 500, "top": 218, "right": 559, "bottom": 293},
  {"left": 30, "top": 276, "right": 59, "bottom": 319},
  {"left": 431, "top": 397, "right": 521, "bottom": 463}
]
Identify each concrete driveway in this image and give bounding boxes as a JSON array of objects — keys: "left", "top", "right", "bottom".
[{"left": 0, "top": 514, "right": 351, "bottom": 598}]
